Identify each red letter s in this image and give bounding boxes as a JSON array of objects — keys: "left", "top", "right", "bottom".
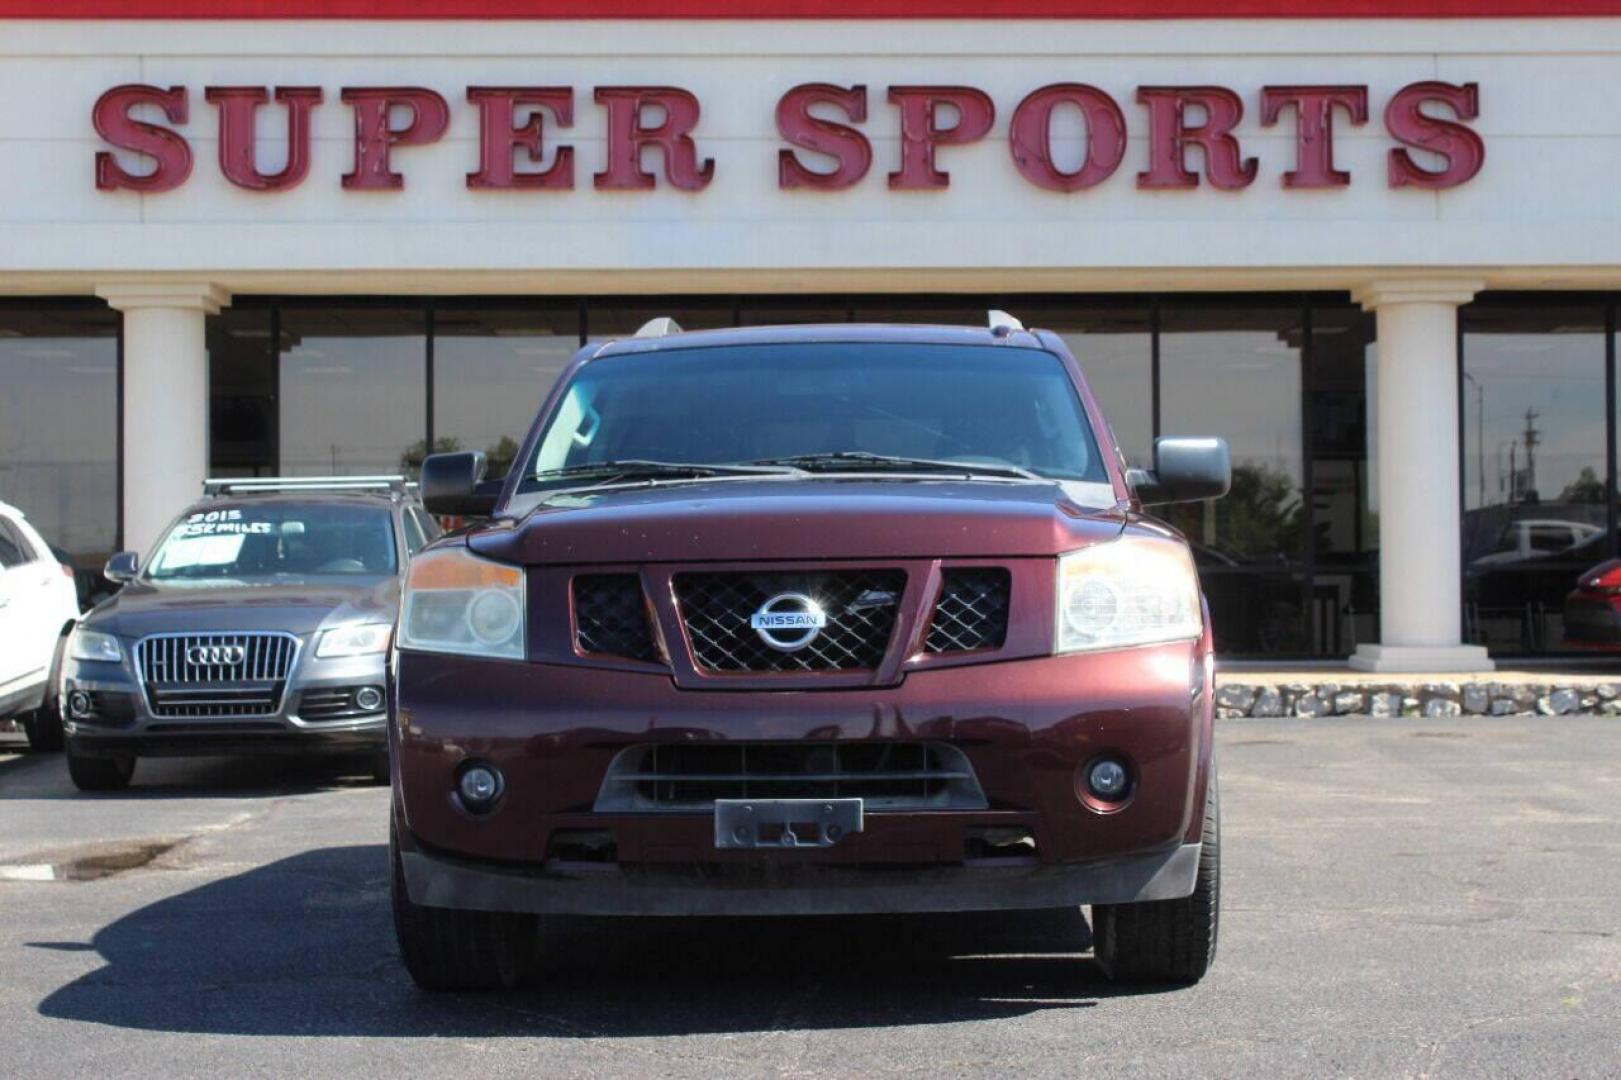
[
  {"left": 776, "top": 83, "right": 871, "bottom": 191},
  {"left": 1386, "top": 81, "right": 1484, "bottom": 190},
  {"left": 93, "top": 84, "right": 192, "bottom": 193}
]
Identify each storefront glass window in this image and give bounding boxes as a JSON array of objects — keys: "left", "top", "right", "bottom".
[
  {"left": 0, "top": 304, "right": 119, "bottom": 573},
  {"left": 585, "top": 299, "right": 735, "bottom": 341},
  {"left": 433, "top": 306, "right": 582, "bottom": 481},
  {"left": 208, "top": 307, "right": 276, "bottom": 478},
  {"left": 1308, "top": 306, "right": 1379, "bottom": 654},
  {"left": 278, "top": 307, "right": 428, "bottom": 477},
  {"left": 739, "top": 298, "right": 851, "bottom": 326},
  {"left": 1462, "top": 302, "right": 1608, "bottom": 653},
  {"left": 1159, "top": 303, "right": 1307, "bottom": 655}
]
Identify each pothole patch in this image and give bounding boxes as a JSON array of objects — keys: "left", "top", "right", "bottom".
[{"left": 0, "top": 839, "right": 184, "bottom": 883}]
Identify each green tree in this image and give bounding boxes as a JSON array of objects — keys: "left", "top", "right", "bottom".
[
  {"left": 1559, "top": 465, "right": 1605, "bottom": 504},
  {"left": 399, "top": 436, "right": 462, "bottom": 476},
  {"left": 484, "top": 435, "right": 521, "bottom": 479}
]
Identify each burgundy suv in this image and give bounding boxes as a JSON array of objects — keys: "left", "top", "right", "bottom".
[{"left": 390, "top": 315, "right": 1231, "bottom": 991}]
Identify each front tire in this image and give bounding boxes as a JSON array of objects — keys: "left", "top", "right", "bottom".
[
  {"left": 1092, "top": 767, "right": 1220, "bottom": 986},
  {"left": 23, "top": 634, "right": 68, "bottom": 752},
  {"left": 66, "top": 746, "right": 135, "bottom": 791},
  {"left": 391, "top": 820, "right": 536, "bottom": 991}
]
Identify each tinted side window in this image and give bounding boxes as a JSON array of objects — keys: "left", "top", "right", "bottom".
[
  {"left": 401, "top": 511, "right": 425, "bottom": 554},
  {"left": 0, "top": 518, "right": 33, "bottom": 567},
  {"left": 1528, "top": 525, "right": 1572, "bottom": 553},
  {"left": 410, "top": 508, "right": 443, "bottom": 548}
]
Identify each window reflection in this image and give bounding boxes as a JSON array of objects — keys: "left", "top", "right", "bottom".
[
  {"left": 433, "top": 306, "right": 581, "bottom": 480},
  {"left": 1309, "top": 307, "right": 1379, "bottom": 654},
  {"left": 208, "top": 307, "right": 275, "bottom": 478},
  {"left": 1018, "top": 299, "right": 1153, "bottom": 468},
  {"left": 278, "top": 308, "right": 427, "bottom": 477},
  {"left": 1462, "top": 303, "right": 1608, "bottom": 653},
  {"left": 1159, "top": 304, "right": 1306, "bottom": 655},
  {"left": 0, "top": 304, "right": 119, "bottom": 576},
  {"left": 586, "top": 299, "right": 734, "bottom": 341}
]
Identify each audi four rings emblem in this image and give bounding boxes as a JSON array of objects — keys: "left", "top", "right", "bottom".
[
  {"left": 187, "top": 644, "right": 245, "bottom": 666},
  {"left": 749, "top": 593, "right": 828, "bottom": 652}
]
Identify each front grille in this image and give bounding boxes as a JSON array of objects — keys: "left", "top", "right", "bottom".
[
  {"left": 574, "top": 574, "right": 660, "bottom": 662},
  {"left": 925, "top": 568, "right": 1012, "bottom": 653},
  {"left": 135, "top": 633, "right": 298, "bottom": 719},
  {"left": 674, "top": 569, "right": 906, "bottom": 672},
  {"left": 594, "top": 741, "right": 988, "bottom": 812}
]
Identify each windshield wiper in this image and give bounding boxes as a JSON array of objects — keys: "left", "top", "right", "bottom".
[
  {"left": 746, "top": 451, "right": 1045, "bottom": 481},
  {"left": 532, "top": 459, "right": 802, "bottom": 486}
]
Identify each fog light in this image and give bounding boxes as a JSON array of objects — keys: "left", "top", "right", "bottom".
[
  {"left": 353, "top": 685, "right": 384, "bottom": 712},
  {"left": 1086, "top": 757, "right": 1131, "bottom": 801},
  {"left": 67, "top": 690, "right": 93, "bottom": 719},
  {"left": 457, "top": 763, "right": 503, "bottom": 812}
]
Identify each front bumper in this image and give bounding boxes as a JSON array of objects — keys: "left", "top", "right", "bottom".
[
  {"left": 399, "top": 822, "right": 1201, "bottom": 916},
  {"left": 61, "top": 640, "right": 388, "bottom": 756},
  {"left": 395, "top": 640, "right": 1215, "bottom": 913},
  {"left": 1563, "top": 592, "right": 1621, "bottom": 647}
]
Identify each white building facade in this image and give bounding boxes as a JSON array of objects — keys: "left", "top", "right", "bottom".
[{"left": 3, "top": 1, "right": 1621, "bottom": 669}]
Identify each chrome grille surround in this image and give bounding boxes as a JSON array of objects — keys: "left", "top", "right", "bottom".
[
  {"left": 673, "top": 569, "right": 907, "bottom": 673},
  {"left": 593, "top": 740, "right": 988, "bottom": 812},
  {"left": 134, "top": 632, "right": 300, "bottom": 719}
]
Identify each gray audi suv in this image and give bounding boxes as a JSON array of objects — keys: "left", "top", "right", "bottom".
[{"left": 58, "top": 477, "right": 440, "bottom": 791}]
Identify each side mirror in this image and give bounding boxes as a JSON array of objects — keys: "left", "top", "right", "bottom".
[
  {"left": 104, "top": 551, "right": 140, "bottom": 584},
  {"left": 1128, "top": 436, "right": 1231, "bottom": 507},
  {"left": 421, "top": 451, "right": 498, "bottom": 518}
]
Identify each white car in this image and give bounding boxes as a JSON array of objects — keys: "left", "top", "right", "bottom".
[{"left": 0, "top": 501, "right": 81, "bottom": 751}]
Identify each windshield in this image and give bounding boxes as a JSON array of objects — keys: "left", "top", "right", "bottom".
[
  {"left": 518, "top": 342, "right": 1106, "bottom": 491},
  {"left": 146, "top": 503, "right": 398, "bottom": 581}
]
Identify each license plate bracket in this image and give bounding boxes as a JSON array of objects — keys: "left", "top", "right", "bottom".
[{"left": 714, "top": 798, "right": 864, "bottom": 849}]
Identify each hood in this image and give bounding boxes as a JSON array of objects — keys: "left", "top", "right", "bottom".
[
  {"left": 470, "top": 478, "right": 1127, "bottom": 565},
  {"left": 85, "top": 575, "right": 399, "bottom": 640}
]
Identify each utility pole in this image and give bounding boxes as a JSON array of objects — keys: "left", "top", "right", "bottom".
[
  {"left": 1522, "top": 407, "right": 1540, "bottom": 500},
  {"left": 1463, "top": 372, "right": 1485, "bottom": 507}
]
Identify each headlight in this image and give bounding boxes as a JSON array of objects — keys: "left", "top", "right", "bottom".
[
  {"left": 69, "top": 627, "right": 123, "bottom": 663},
  {"left": 1055, "top": 537, "right": 1202, "bottom": 653},
  {"left": 316, "top": 623, "right": 392, "bottom": 659},
  {"left": 398, "top": 547, "right": 525, "bottom": 660}
]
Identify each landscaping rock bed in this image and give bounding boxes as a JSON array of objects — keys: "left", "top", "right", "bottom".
[{"left": 1214, "top": 679, "right": 1619, "bottom": 719}]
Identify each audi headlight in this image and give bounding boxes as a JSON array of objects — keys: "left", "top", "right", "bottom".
[
  {"left": 398, "top": 547, "right": 525, "bottom": 660},
  {"left": 316, "top": 623, "right": 392, "bottom": 659},
  {"left": 68, "top": 627, "right": 123, "bottom": 663},
  {"left": 1056, "top": 538, "right": 1201, "bottom": 653}
]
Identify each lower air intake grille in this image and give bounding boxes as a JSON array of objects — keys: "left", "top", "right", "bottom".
[
  {"left": 594, "top": 741, "right": 988, "bottom": 812},
  {"left": 573, "top": 574, "right": 660, "bottom": 662},
  {"left": 674, "top": 569, "right": 906, "bottom": 672},
  {"left": 925, "top": 568, "right": 1012, "bottom": 653}
]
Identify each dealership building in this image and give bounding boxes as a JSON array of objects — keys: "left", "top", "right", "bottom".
[{"left": 2, "top": 1, "right": 1620, "bottom": 670}]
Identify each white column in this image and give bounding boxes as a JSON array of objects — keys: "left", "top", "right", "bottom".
[
  {"left": 1349, "top": 279, "right": 1493, "bottom": 674},
  {"left": 96, "top": 283, "right": 230, "bottom": 558}
]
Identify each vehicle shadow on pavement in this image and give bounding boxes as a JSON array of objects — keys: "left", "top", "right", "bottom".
[
  {"left": 37, "top": 844, "right": 1176, "bottom": 1037},
  {"left": 0, "top": 753, "right": 380, "bottom": 801}
]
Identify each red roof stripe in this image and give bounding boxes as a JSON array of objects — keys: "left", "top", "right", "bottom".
[{"left": 3, "top": 1, "right": 1620, "bottom": 18}]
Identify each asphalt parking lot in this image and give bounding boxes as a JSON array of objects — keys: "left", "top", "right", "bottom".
[{"left": 1, "top": 718, "right": 1618, "bottom": 1078}]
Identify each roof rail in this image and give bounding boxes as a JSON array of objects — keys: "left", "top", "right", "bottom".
[
  {"left": 634, "top": 316, "right": 683, "bottom": 338},
  {"left": 987, "top": 310, "right": 1025, "bottom": 336},
  {"left": 203, "top": 476, "right": 411, "bottom": 497}
]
